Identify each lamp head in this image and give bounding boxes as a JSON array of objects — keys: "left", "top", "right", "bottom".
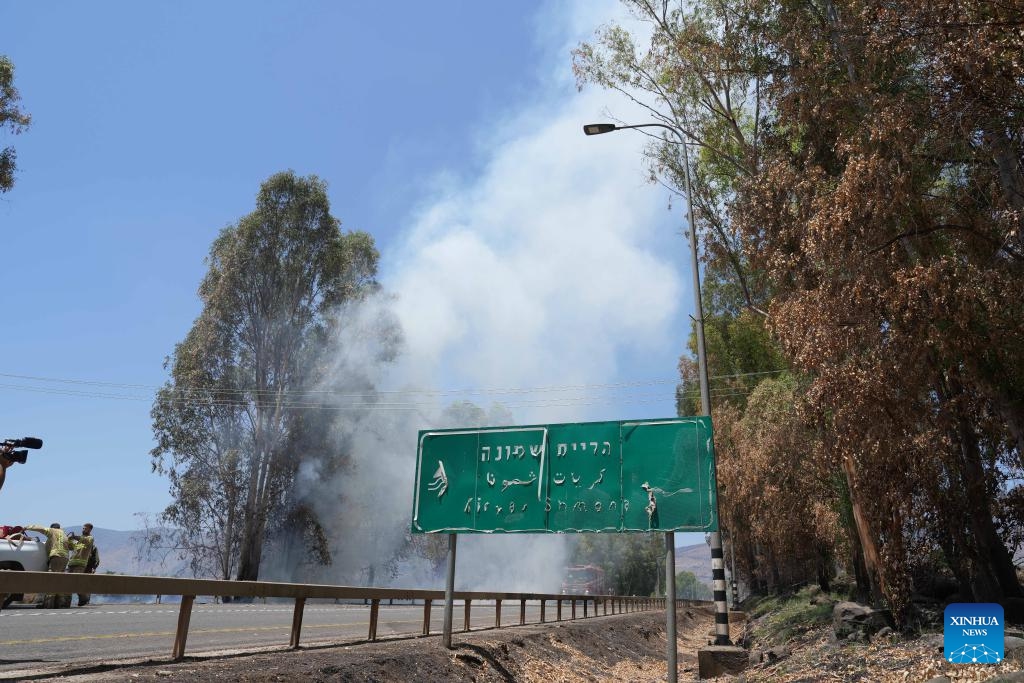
[{"left": 583, "top": 123, "right": 617, "bottom": 136}]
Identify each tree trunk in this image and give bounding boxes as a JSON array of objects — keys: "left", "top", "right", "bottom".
[
  {"left": 236, "top": 510, "right": 260, "bottom": 581},
  {"left": 745, "top": 542, "right": 764, "bottom": 594},
  {"left": 816, "top": 547, "right": 831, "bottom": 593},
  {"left": 986, "top": 526, "right": 1022, "bottom": 599},
  {"left": 238, "top": 475, "right": 268, "bottom": 583},
  {"left": 221, "top": 505, "right": 236, "bottom": 581},
  {"left": 947, "top": 373, "right": 1022, "bottom": 600},
  {"left": 236, "top": 483, "right": 263, "bottom": 582},
  {"left": 986, "top": 129, "right": 1024, "bottom": 258},
  {"left": 958, "top": 431, "right": 1021, "bottom": 600},
  {"left": 851, "top": 539, "right": 871, "bottom": 603},
  {"left": 235, "top": 399, "right": 277, "bottom": 583},
  {"left": 936, "top": 527, "right": 973, "bottom": 601},
  {"left": 841, "top": 456, "right": 884, "bottom": 605},
  {"left": 837, "top": 469, "right": 872, "bottom": 602},
  {"left": 767, "top": 546, "right": 781, "bottom": 593},
  {"left": 236, "top": 516, "right": 266, "bottom": 583}
]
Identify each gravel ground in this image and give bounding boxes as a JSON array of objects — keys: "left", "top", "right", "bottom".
[{"left": 741, "top": 626, "right": 1024, "bottom": 683}]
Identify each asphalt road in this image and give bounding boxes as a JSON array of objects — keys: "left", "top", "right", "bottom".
[{"left": 0, "top": 599, "right": 587, "bottom": 676}]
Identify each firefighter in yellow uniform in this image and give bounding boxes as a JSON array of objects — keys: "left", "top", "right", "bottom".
[
  {"left": 24, "top": 522, "right": 72, "bottom": 608},
  {"left": 68, "top": 523, "right": 96, "bottom": 607}
]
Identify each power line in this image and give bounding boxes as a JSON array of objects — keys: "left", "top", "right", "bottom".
[
  {"left": 0, "top": 376, "right": 772, "bottom": 412},
  {"left": 0, "top": 382, "right": 671, "bottom": 411},
  {"left": 0, "top": 368, "right": 786, "bottom": 399},
  {"left": 0, "top": 376, "right": 772, "bottom": 403}
]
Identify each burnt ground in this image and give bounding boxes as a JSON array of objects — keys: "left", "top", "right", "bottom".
[{"left": 8, "top": 606, "right": 715, "bottom": 682}]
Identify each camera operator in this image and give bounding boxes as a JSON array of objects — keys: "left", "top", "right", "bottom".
[
  {"left": 0, "top": 437, "right": 43, "bottom": 493},
  {"left": 0, "top": 444, "right": 15, "bottom": 494}
]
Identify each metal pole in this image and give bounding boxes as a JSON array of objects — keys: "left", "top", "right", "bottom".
[
  {"left": 583, "top": 119, "right": 732, "bottom": 659},
  {"left": 665, "top": 532, "right": 677, "bottom": 683},
  {"left": 442, "top": 533, "right": 457, "bottom": 649},
  {"left": 677, "top": 127, "right": 731, "bottom": 647}
]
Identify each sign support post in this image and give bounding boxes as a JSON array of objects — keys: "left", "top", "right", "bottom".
[
  {"left": 665, "top": 531, "right": 677, "bottom": 681},
  {"left": 442, "top": 533, "right": 457, "bottom": 649},
  {"left": 412, "top": 416, "right": 720, "bottom": 670}
]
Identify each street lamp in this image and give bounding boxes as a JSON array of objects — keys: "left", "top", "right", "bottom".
[
  {"left": 582, "top": 123, "right": 617, "bottom": 135},
  {"left": 582, "top": 122, "right": 712, "bottom": 413},
  {"left": 583, "top": 122, "right": 731, "bottom": 658}
]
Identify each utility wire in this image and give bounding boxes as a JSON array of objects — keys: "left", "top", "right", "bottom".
[
  {"left": 0, "top": 368, "right": 786, "bottom": 399},
  {"left": 0, "top": 377, "right": 770, "bottom": 402},
  {"left": 0, "top": 379, "right": 769, "bottom": 412}
]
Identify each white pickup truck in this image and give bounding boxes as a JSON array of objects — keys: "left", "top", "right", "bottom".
[{"left": 0, "top": 529, "right": 48, "bottom": 608}]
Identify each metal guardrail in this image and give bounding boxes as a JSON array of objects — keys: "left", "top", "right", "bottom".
[{"left": 0, "top": 572, "right": 669, "bottom": 660}]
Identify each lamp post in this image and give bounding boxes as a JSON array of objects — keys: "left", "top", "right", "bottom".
[{"left": 583, "top": 122, "right": 732, "bottom": 664}]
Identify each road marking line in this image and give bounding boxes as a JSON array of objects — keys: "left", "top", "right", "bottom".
[
  {"left": 0, "top": 619, "right": 431, "bottom": 646},
  {"left": 3, "top": 606, "right": 362, "bottom": 619}
]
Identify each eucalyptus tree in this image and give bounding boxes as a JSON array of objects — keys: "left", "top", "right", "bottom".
[
  {"left": 578, "top": 0, "right": 1024, "bottom": 618},
  {"left": 574, "top": 0, "right": 811, "bottom": 599},
  {"left": 152, "top": 171, "right": 382, "bottom": 581},
  {"left": 730, "top": 0, "right": 1024, "bottom": 611},
  {"left": 573, "top": 0, "right": 773, "bottom": 316},
  {"left": 0, "top": 55, "right": 31, "bottom": 193},
  {"left": 150, "top": 321, "right": 248, "bottom": 580}
]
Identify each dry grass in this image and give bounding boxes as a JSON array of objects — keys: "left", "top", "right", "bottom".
[{"left": 739, "top": 589, "right": 1022, "bottom": 682}]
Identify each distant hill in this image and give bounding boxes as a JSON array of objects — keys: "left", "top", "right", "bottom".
[{"left": 675, "top": 542, "right": 712, "bottom": 586}]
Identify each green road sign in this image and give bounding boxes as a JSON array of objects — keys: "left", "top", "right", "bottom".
[{"left": 411, "top": 417, "right": 717, "bottom": 534}]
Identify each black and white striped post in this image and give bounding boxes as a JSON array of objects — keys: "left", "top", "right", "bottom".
[{"left": 710, "top": 533, "right": 730, "bottom": 640}]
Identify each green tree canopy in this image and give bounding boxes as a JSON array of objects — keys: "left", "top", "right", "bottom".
[
  {"left": 151, "top": 170, "right": 388, "bottom": 582},
  {"left": 676, "top": 570, "right": 712, "bottom": 600},
  {"left": 577, "top": 0, "right": 1024, "bottom": 620},
  {"left": 0, "top": 55, "right": 31, "bottom": 193},
  {"left": 572, "top": 533, "right": 663, "bottom": 596}
]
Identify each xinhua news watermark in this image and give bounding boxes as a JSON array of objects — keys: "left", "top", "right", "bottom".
[{"left": 944, "top": 603, "right": 1004, "bottom": 664}]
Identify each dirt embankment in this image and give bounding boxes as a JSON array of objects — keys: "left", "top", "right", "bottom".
[
  {"left": 22, "top": 607, "right": 715, "bottom": 682},
  {"left": 736, "top": 587, "right": 1024, "bottom": 682}
]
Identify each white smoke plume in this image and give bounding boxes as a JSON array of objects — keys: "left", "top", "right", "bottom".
[{"left": 267, "top": 1, "right": 687, "bottom": 592}]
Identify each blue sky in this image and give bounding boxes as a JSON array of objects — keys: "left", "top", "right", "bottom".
[{"left": 0, "top": 2, "right": 697, "bottom": 536}]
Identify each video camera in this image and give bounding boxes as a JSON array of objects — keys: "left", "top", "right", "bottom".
[{"left": 1, "top": 437, "right": 43, "bottom": 465}]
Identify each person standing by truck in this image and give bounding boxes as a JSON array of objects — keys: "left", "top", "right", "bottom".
[
  {"left": 67, "top": 523, "right": 97, "bottom": 606},
  {"left": 24, "top": 522, "right": 71, "bottom": 608}
]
